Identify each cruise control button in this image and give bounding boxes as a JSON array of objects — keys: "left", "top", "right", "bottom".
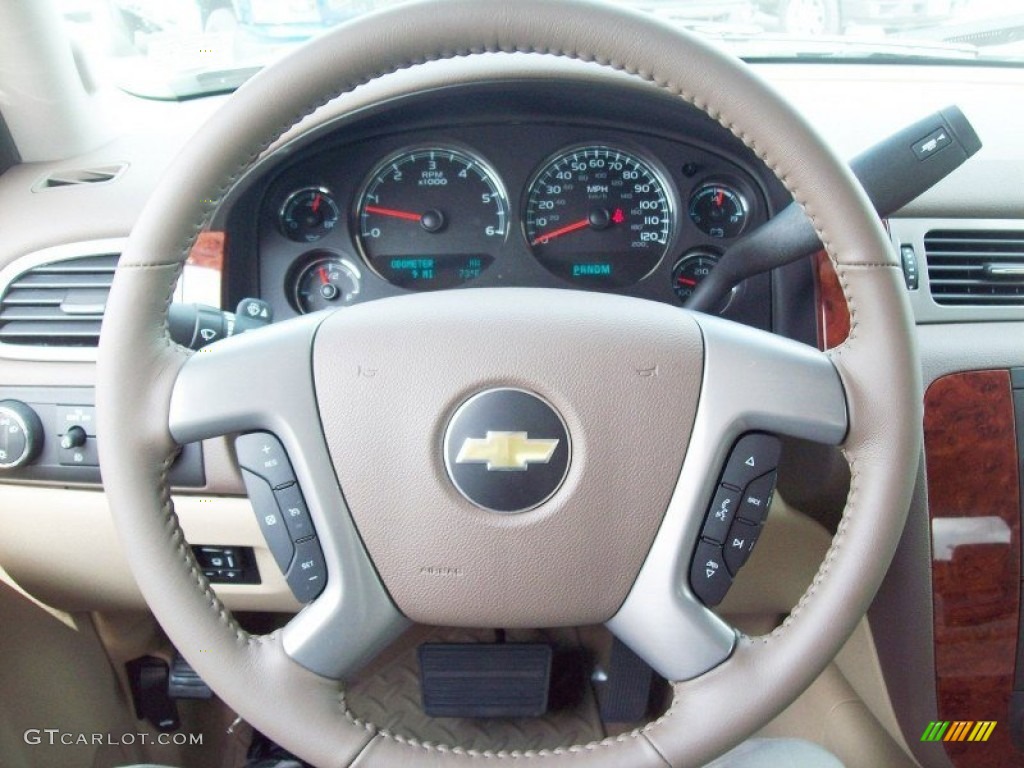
[
  {"left": 701, "top": 485, "right": 741, "bottom": 544},
  {"left": 274, "top": 483, "right": 315, "bottom": 542},
  {"left": 240, "top": 468, "right": 294, "bottom": 572},
  {"left": 737, "top": 471, "right": 777, "bottom": 525},
  {"left": 286, "top": 537, "right": 327, "bottom": 603},
  {"left": 690, "top": 540, "right": 731, "bottom": 607},
  {"left": 724, "top": 519, "right": 761, "bottom": 575},
  {"left": 721, "top": 433, "right": 780, "bottom": 491},
  {"left": 235, "top": 432, "right": 296, "bottom": 489}
]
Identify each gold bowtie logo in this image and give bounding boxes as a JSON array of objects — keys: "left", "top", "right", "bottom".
[{"left": 456, "top": 431, "right": 559, "bottom": 471}]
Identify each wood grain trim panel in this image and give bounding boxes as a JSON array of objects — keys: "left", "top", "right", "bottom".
[
  {"left": 812, "top": 250, "right": 850, "bottom": 351},
  {"left": 187, "top": 230, "right": 225, "bottom": 272},
  {"left": 925, "top": 370, "right": 1021, "bottom": 767}
]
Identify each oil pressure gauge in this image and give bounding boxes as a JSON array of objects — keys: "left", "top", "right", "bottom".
[{"left": 280, "top": 187, "right": 340, "bottom": 243}]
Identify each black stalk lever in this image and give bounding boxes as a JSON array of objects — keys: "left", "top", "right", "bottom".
[{"left": 685, "top": 105, "right": 982, "bottom": 312}]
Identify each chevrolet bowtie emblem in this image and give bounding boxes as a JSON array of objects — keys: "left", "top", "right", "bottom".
[{"left": 456, "top": 431, "right": 559, "bottom": 471}]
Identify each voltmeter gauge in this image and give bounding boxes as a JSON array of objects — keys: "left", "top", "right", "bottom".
[{"left": 687, "top": 182, "right": 748, "bottom": 239}]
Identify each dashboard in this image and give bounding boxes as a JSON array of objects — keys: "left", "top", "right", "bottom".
[
  {"left": 1, "top": 47, "right": 1024, "bottom": 768},
  {"left": 224, "top": 82, "right": 786, "bottom": 332}
]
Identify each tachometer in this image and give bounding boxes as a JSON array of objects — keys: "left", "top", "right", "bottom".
[
  {"left": 523, "top": 145, "right": 674, "bottom": 287},
  {"left": 355, "top": 147, "right": 507, "bottom": 290}
]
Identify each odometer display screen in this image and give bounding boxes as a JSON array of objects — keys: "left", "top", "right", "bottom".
[
  {"left": 376, "top": 254, "right": 495, "bottom": 289},
  {"left": 523, "top": 145, "right": 674, "bottom": 287}
]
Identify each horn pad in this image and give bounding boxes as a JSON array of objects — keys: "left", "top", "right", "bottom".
[{"left": 312, "top": 288, "right": 703, "bottom": 627}]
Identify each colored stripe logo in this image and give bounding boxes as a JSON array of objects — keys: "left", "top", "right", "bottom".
[{"left": 921, "top": 721, "right": 997, "bottom": 742}]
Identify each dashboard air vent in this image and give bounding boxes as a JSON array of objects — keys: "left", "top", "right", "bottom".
[
  {"left": 925, "top": 229, "right": 1024, "bottom": 306},
  {"left": 33, "top": 163, "right": 127, "bottom": 191},
  {"left": 0, "top": 253, "right": 119, "bottom": 347}
]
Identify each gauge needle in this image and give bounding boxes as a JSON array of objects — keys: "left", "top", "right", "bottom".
[
  {"left": 312, "top": 193, "right": 322, "bottom": 214},
  {"left": 531, "top": 218, "right": 590, "bottom": 246},
  {"left": 677, "top": 277, "right": 697, "bottom": 287},
  {"left": 364, "top": 205, "right": 422, "bottom": 222},
  {"left": 319, "top": 267, "right": 329, "bottom": 285},
  {"left": 714, "top": 189, "right": 724, "bottom": 207}
]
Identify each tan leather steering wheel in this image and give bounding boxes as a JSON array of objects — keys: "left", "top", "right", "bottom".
[{"left": 97, "top": 0, "right": 921, "bottom": 765}]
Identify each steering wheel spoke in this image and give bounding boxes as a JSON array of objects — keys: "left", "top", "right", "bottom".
[
  {"left": 168, "top": 316, "right": 409, "bottom": 680},
  {"left": 608, "top": 315, "right": 848, "bottom": 682}
]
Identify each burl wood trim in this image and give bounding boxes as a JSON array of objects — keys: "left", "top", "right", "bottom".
[
  {"left": 813, "top": 250, "right": 850, "bottom": 351},
  {"left": 187, "top": 230, "right": 225, "bottom": 272},
  {"left": 925, "top": 370, "right": 1020, "bottom": 767}
]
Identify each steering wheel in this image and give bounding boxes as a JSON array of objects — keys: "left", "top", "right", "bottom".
[{"left": 96, "top": 0, "right": 921, "bottom": 765}]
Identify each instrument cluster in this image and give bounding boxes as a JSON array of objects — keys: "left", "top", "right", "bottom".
[{"left": 256, "top": 121, "right": 768, "bottom": 318}]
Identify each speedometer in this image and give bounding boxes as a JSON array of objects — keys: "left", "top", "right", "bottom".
[{"left": 523, "top": 145, "right": 674, "bottom": 287}]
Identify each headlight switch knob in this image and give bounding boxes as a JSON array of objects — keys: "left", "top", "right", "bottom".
[{"left": 0, "top": 400, "right": 44, "bottom": 469}]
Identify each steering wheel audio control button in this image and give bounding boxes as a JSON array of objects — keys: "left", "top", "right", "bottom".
[
  {"left": 274, "top": 483, "right": 315, "bottom": 542},
  {"left": 286, "top": 537, "right": 327, "bottom": 603},
  {"left": 235, "top": 432, "right": 296, "bottom": 489},
  {"left": 721, "top": 433, "right": 781, "bottom": 491},
  {"left": 737, "top": 471, "right": 778, "bottom": 526},
  {"left": 690, "top": 540, "right": 732, "bottom": 607},
  {"left": 700, "top": 485, "right": 741, "bottom": 544},
  {"left": 240, "top": 468, "right": 295, "bottom": 573},
  {"left": 724, "top": 519, "right": 761, "bottom": 576}
]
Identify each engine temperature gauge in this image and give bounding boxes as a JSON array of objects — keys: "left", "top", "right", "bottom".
[
  {"left": 291, "top": 254, "right": 361, "bottom": 314},
  {"left": 672, "top": 251, "right": 719, "bottom": 303}
]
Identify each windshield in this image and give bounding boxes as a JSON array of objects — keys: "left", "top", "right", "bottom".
[{"left": 59, "top": 0, "right": 1024, "bottom": 99}]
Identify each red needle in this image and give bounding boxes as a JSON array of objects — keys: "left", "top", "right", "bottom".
[
  {"left": 311, "top": 193, "right": 321, "bottom": 214},
  {"left": 714, "top": 189, "right": 724, "bottom": 207},
  {"left": 364, "top": 205, "right": 421, "bottom": 222},
  {"left": 318, "top": 267, "right": 329, "bottom": 285},
  {"left": 677, "top": 277, "right": 697, "bottom": 287},
  {"left": 531, "top": 218, "right": 590, "bottom": 246}
]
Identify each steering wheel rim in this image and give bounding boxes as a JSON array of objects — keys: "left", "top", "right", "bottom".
[{"left": 96, "top": 1, "right": 922, "bottom": 765}]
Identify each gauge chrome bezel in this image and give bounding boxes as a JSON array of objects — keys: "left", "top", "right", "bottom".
[{"left": 521, "top": 142, "right": 679, "bottom": 287}]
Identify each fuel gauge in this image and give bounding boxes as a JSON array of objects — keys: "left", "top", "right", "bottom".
[{"left": 291, "top": 254, "right": 361, "bottom": 314}]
